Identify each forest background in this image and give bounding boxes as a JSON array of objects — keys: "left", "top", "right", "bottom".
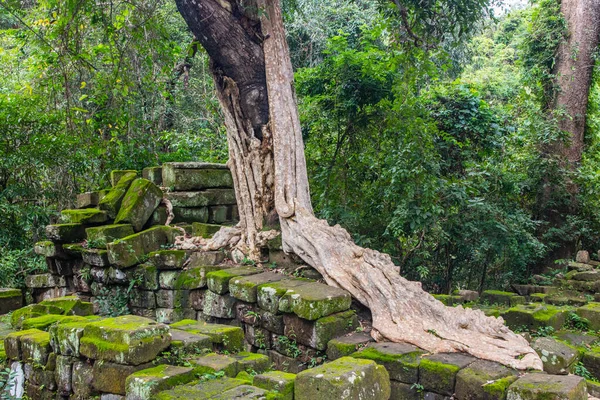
[{"left": 0, "top": 0, "right": 598, "bottom": 293}]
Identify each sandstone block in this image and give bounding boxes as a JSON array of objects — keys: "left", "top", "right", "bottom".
[
  {"left": 352, "top": 341, "right": 424, "bottom": 382},
  {"left": 60, "top": 208, "right": 108, "bottom": 225},
  {"left": 115, "top": 178, "right": 163, "bottom": 231},
  {"left": 419, "top": 353, "right": 476, "bottom": 396},
  {"left": 507, "top": 374, "right": 587, "bottom": 400},
  {"left": 125, "top": 364, "right": 196, "bottom": 400},
  {"left": 86, "top": 224, "right": 135, "bottom": 248}
]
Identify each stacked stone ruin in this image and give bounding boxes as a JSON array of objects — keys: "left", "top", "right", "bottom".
[{"left": 0, "top": 162, "right": 598, "bottom": 399}]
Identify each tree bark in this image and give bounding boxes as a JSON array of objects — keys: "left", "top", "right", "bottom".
[
  {"left": 552, "top": 0, "right": 600, "bottom": 164},
  {"left": 174, "top": 0, "right": 542, "bottom": 370}
]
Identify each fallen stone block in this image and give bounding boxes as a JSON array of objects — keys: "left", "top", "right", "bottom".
[
  {"left": 100, "top": 172, "right": 138, "bottom": 218},
  {"left": 507, "top": 374, "right": 587, "bottom": 400},
  {"left": 253, "top": 371, "right": 295, "bottom": 400},
  {"left": 568, "top": 262, "right": 593, "bottom": 272},
  {"left": 279, "top": 281, "right": 352, "bottom": 320},
  {"left": 82, "top": 248, "right": 110, "bottom": 267},
  {"left": 170, "top": 319, "right": 244, "bottom": 352},
  {"left": 80, "top": 315, "right": 171, "bottom": 365},
  {"left": 532, "top": 337, "right": 579, "bottom": 375},
  {"left": 190, "top": 353, "right": 239, "bottom": 377},
  {"left": 115, "top": 178, "right": 163, "bottom": 231},
  {"left": 142, "top": 166, "right": 163, "bottom": 186},
  {"left": 86, "top": 224, "right": 135, "bottom": 248},
  {"left": 267, "top": 349, "right": 307, "bottom": 374},
  {"left": 167, "top": 189, "right": 236, "bottom": 208},
  {"left": 60, "top": 208, "right": 108, "bottom": 225},
  {"left": 208, "top": 205, "right": 229, "bottom": 224},
  {"left": 326, "top": 332, "right": 373, "bottom": 360},
  {"left": 125, "top": 364, "right": 196, "bottom": 400},
  {"left": 502, "top": 304, "right": 569, "bottom": 331},
  {"left": 573, "top": 271, "right": 600, "bottom": 281},
  {"left": 46, "top": 223, "right": 86, "bottom": 243},
  {"left": 77, "top": 190, "right": 109, "bottom": 209},
  {"left": 162, "top": 162, "right": 233, "bottom": 191},
  {"left": 188, "top": 250, "right": 226, "bottom": 267},
  {"left": 207, "top": 266, "right": 262, "bottom": 295},
  {"left": 295, "top": 356, "right": 390, "bottom": 400},
  {"left": 576, "top": 250, "right": 591, "bottom": 264},
  {"left": 0, "top": 289, "right": 22, "bottom": 315},
  {"left": 419, "top": 352, "right": 476, "bottom": 396},
  {"left": 283, "top": 310, "right": 359, "bottom": 351},
  {"left": 106, "top": 225, "right": 180, "bottom": 268},
  {"left": 175, "top": 265, "right": 230, "bottom": 290},
  {"left": 146, "top": 204, "right": 169, "bottom": 227},
  {"left": 213, "top": 385, "right": 269, "bottom": 399},
  {"left": 92, "top": 359, "right": 152, "bottom": 395},
  {"left": 351, "top": 341, "right": 424, "bottom": 382},
  {"left": 49, "top": 317, "right": 101, "bottom": 357},
  {"left": 232, "top": 352, "right": 270, "bottom": 375},
  {"left": 19, "top": 330, "right": 51, "bottom": 365},
  {"left": 455, "top": 359, "right": 518, "bottom": 400}
]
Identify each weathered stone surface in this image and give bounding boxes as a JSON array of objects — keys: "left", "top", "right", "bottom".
[
  {"left": 25, "top": 273, "right": 66, "bottom": 289},
  {"left": 352, "top": 341, "right": 424, "bottom": 383},
  {"left": 155, "top": 308, "right": 195, "bottom": 324},
  {"left": 295, "top": 356, "right": 390, "bottom": 400},
  {"left": 92, "top": 360, "right": 152, "bottom": 395},
  {"left": 419, "top": 352, "right": 476, "bottom": 396},
  {"left": 556, "top": 331, "right": 598, "bottom": 348},
  {"left": 146, "top": 205, "right": 169, "bottom": 227},
  {"left": 0, "top": 289, "right": 22, "bottom": 314},
  {"left": 207, "top": 266, "right": 262, "bottom": 295},
  {"left": 142, "top": 166, "right": 163, "bottom": 186},
  {"left": 230, "top": 272, "right": 286, "bottom": 303},
  {"left": 61, "top": 208, "right": 108, "bottom": 225},
  {"left": 259, "top": 310, "right": 284, "bottom": 335},
  {"left": 77, "top": 190, "right": 109, "bottom": 209},
  {"left": 213, "top": 385, "right": 269, "bottom": 399},
  {"left": 156, "top": 289, "right": 188, "bottom": 309},
  {"left": 581, "top": 349, "right": 600, "bottom": 378},
  {"left": 174, "top": 265, "right": 229, "bottom": 290},
  {"left": 192, "top": 222, "right": 224, "bottom": 238},
  {"left": 256, "top": 279, "right": 312, "bottom": 313},
  {"left": 22, "top": 314, "right": 88, "bottom": 331},
  {"left": 172, "top": 207, "right": 209, "bottom": 224},
  {"left": 10, "top": 304, "right": 62, "bottom": 329},
  {"left": 163, "top": 163, "right": 232, "bottom": 191},
  {"left": 279, "top": 282, "right": 352, "bottom": 320},
  {"left": 253, "top": 371, "right": 295, "bottom": 400},
  {"left": 111, "top": 170, "right": 138, "bottom": 187},
  {"left": 49, "top": 317, "right": 99, "bottom": 357},
  {"left": 481, "top": 290, "right": 524, "bottom": 306},
  {"left": 114, "top": 178, "right": 163, "bottom": 231},
  {"left": 188, "top": 250, "right": 226, "bottom": 267},
  {"left": 153, "top": 377, "right": 246, "bottom": 400},
  {"left": 502, "top": 304, "right": 570, "bottom": 330},
  {"left": 126, "top": 263, "right": 159, "bottom": 290},
  {"left": 72, "top": 360, "right": 95, "bottom": 399},
  {"left": 34, "top": 241, "right": 63, "bottom": 258},
  {"left": 572, "top": 270, "right": 600, "bottom": 281},
  {"left": 86, "top": 224, "right": 135, "bottom": 249},
  {"left": 455, "top": 359, "right": 518, "bottom": 400},
  {"left": 81, "top": 248, "right": 110, "bottom": 266},
  {"left": 532, "top": 337, "right": 579, "bottom": 375},
  {"left": 170, "top": 329, "right": 212, "bottom": 352},
  {"left": 125, "top": 364, "right": 196, "bottom": 400},
  {"left": 106, "top": 225, "right": 179, "bottom": 268},
  {"left": 576, "top": 303, "right": 600, "bottom": 330},
  {"left": 568, "top": 261, "right": 593, "bottom": 272},
  {"left": 167, "top": 189, "right": 236, "bottom": 208},
  {"left": 189, "top": 289, "right": 206, "bottom": 310},
  {"left": 576, "top": 250, "right": 591, "bottom": 264},
  {"left": 203, "top": 291, "right": 237, "bottom": 319},
  {"left": 149, "top": 250, "right": 188, "bottom": 270},
  {"left": 326, "top": 332, "right": 373, "bottom": 361},
  {"left": 506, "top": 374, "right": 587, "bottom": 400},
  {"left": 46, "top": 223, "right": 86, "bottom": 243},
  {"left": 55, "top": 355, "right": 74, "bottom": 395},
  {"left": 267, "top": 349, "right": 307, "bottom": 373},
  {"left": 129, "top": 290, "right": 157, "bottom": 309},
  {"left": 209, "top": 205, "right": 229, "bottom": 224},
  {"left": 232, "top": 352, "right": 270, "bottom": 375},
  {"left": 80, "top": 316, "right": 171, "bottom": 365},
  {"left": 159, "top": 271, "right": 179, "bottom": 289},
  {"left": 19, "top": 330, "right": 51, "bottom": 365},
  {"left": 190, "top": 353, "right": 239, "bottom": 376},
  {"left": 245, "top": 324, "right": 271, "bottom": 350},
  {"left": 100, "top": 172, "right": 138, "bottom": 218},
  {"left": 170, "top": 320, "right": 244, "bottom": 352},
  {"left": 283, "top": 311, "right": 358, "bottom": 351}
]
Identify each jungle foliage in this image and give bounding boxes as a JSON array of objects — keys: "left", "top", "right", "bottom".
[{"left": 1, "top": 0, "right": 599, "bottom": 293}]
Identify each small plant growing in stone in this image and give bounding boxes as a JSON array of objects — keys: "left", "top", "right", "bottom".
[
  {"left": 0, "top": 367, "right": 18, "bottom": 400},
  {"left": 532, "top": 326, "right": 555, "bottom": 338},
  {"left": 411, "top": 383, "right": 424, "bottom": 393},
  {"left": 277, "top": 335, "right": 301, "bottom": 359},
  {"left": 574, "top": 362, "right": 597, "bottom": 381},
  {"left": 565, "top": 312, "right": 590, "bottom": 331},
  {"left": 84, "top": 238, "right": 106, "bottom": 249},
  {"left": 95, "top": 286, "right": 129, "bottom": 317},
  {"left": 241, "top": 257, "right": 256, "bottom": 266},
  {"left": 198, "top": 371, "right": 225, "bottom": 381}
]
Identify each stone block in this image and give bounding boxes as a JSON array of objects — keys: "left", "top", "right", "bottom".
[
  {"left": 326, "top": 332, "right": 373, "bottom": 361},
  {"left": 82, "top": 249, "right": 110, "bottom": 267},
  {"left": 77, "top": 190, "right": 108, "bottom": 209},
  {"left": 279, "top": 282, "right": 352, "bottom": 320},
  {"left": 230, "top": 272, "right": 286, "bottom": 303},
  {"left": 92, "top": 360, "right": 152, "bottom": 395},
  {"left": 167, "top": 189, "right": 236, "bottom": 208},
  {"left": 351, "top": 341, "right": 424, "bottom": 382},
  {"left": 22, "top": 314, "right": 89, "bottom": 331},
  {"left": 576, "top": 303, "right": 600, "bottom": 330},
  {"left": 46, "top": 223, "right": 86, "bottom": 243},
  {"left": 127, "top": 263, "right": 159, "bottom": 290},
  {"left": 190, "top": 353, "right": 239, "bottom": 377},
  {"left": 209, "top": 205, "right": 229, "bottom": 224},
  {"left": 100, "top": 172, "right": 138, "bottom": 219},
  {"left": 481, "top": 290, "right": 523, "bottom": 306},
  {"left": 19, "top": 330, "right": 51, "bottom": 365},
  {"left": 146, "top": 205, "right": 168, "bottom": 227},
  {"left": 114, "top": 178, "right": 163, "bottom": 231},
  {"left": 152, "top": 377, "right": 246, "bottom": 400},
  {"left": 170, "top": 329, "right": 212, "bottom": 352},
  {"left": 72, "top": 360, "right": 96, "bottom": 399},
  {"left": 532, "top": 337, "right": 579, "bottom": 375},
  {"left": 203, "top": 291, "right": 237, "bottom": 319},
  {"left": 188, "top": 250, "right": 226, "bottom": 266},
  {"left": 267, "top": 349, "right": 307, "bottom": 374},
  {"left": 129, "top": 290, "right": 157, "bottom": 309},
  {"left": 49, "top": 317, "right": 99, "bottom": 357},
  {"left": 502, "top": 304, "right": 569, "bottom": 331},
  {"left": 295, "top": 356, "right": 390, "bottom": 400},
  {"left": 573, "top": 271, "right": 600, "bottom": 281},
  {"left": 419, "top": 353, "right": 476, "bottom": 396},
  {"left": 142, "top": 166, "right": 163, "bottom": 186},
  {"left": 156, "top": 289, "right": 188, "bottom": 309},
  {"left": 213, "top": 385, "right": 269, "bottom": 399},
  {"left": 256, "top": 279, "right": 312, "bottom": 313},
  {"left": 155, "top": 308, "right": 195, "bottom": 324},
  {"left": 34, "top": 241, "right": 63, "bottom": 258},
  {"left": 568, "top": 261, "right": 593, "bottom": 272},
  {"left": 111, "top": 170, "right": 138, "bottom": 187},
  {"left": 245, "top": 324, "right": 271, "bottom": 350},
  {"left": 192, "top": 222, "right": 223, "bottom": 239},
  {"left": 25, "top": 274, "right": 66, "bottom": 289},
  {"left": 149, "top": 250, "right": 188, "bottom": 270},
  {"left": 162, "top": 162, "right": 232, "bottom": 191},
  {"left": 259, "top": 310, "right": 285, "bottom": 335},
  {"left": 170, "top": 320, "right": 244, "bottom": 352},
  {"left": 172, "top": 207, "right": 209, "bottom": 223},
  {"left": 207, "top": 266, "right": 262, "bottom": 295},
  {"left": 253, "top": 371, "right": 295, "bottom": 400},
  {"left": 576, "top": 250, "right": 591, "bottom": 264},
  {"left": 106, "top": 225, "right": 179, "bottom": 268},
  {"left": 189, "top": 289, "right": 206, "bottom": 310},
  {"left": 159, "top": 271, "right": 179, "bottom": 289},
  {"left": 0, "top": 289, "right": 22, "bottom": 314},
  {"left": 283, "top": 310, "right": 359, "bottom": 351},
  {"left": 60, "top": 208, "right": 108, "bottom": 225},
  {"left": 455, "top": 359, "right": 518, "bottom": 400},
  {"left": 582, "top": 349, "right": 600, "bottom": 378},
  {"left": 55, "top": 355, "right": 74, "bottom": 395},
  {"left": 10, "top": 304, "right": 62, "bottom": 329},
  {"left": 175, "top": 265, "right": 229, "bottom": 290},
  {"left": 80, "top": 315, "right": 171, "bottom": 365},
  {"left": 86, "top": 224, "right": 135, "bottom": 248},
  {"left": 232, "top": 351, "right": 270, "bottom": 375},
  {"left": 125, "top": 364, "right": 196, "bottom": 400},
  {"left": 507, "top": 374, "right": 587, "bottom": 400}
]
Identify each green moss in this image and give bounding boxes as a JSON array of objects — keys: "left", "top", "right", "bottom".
[
  {"left": 420, "top": 359, "right": 460, "bottom": 391},
  {"left": 171, "top": 320, "right": 244, "bottom": 352},
  {"left": 21, "top": 314, "right": 80, "bottom": 331},
  {"left": 0, "top": 289, "right": 21, "bottom": 299},
  {"left": 235, "top": 371, "right": 254, "bottom": 384},
  {"left": 483, "top": 375, "right": 518, "bottom": 396},
  {"left": 149, "top": 250, "right": 187, "bottom": 269},
  {"left": 60, "top": 208, "right": 108, "bottom": 224},
  {"left": 86, "top": 224, "right": 135, "bottom": 248},
  {"left": 40, "top": 296, "right": 94, "bottom": 316},
  {"left": 484, "top": 290, "right": 517, "bottom": 296},
  {"left": 206, "top": 266, "right": 261, "bottom": 294},
  {"left": 111, "top": 170, "right": 138, "bottom": 186}
]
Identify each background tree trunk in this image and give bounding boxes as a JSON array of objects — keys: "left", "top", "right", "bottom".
[{"left": 175, "top": 0, "right": 542, "bottom": 370}]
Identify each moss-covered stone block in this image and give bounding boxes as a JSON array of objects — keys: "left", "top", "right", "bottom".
[
  {"left": 149, "top": 250, "right": 188, "bottom": 270},
  {"left": 34, "top": 241, "right": 62, "bottom": 258},
  {"left": 532, "top": 337, "right": 579, "bottom": 375},
  {"left": 142, "top": 166, "right": 163, "bottom": 186},
  {"left": 481, "top": 290, "right": 522, "bottom": 306},
  {"left": 86, "top": 224, "right": 135, "bottom": 249},
  {"left": 155, "top": 308, "right": 195, "bottom": 324},
  {"left": 207, "top": 266, "right": 262, "bottom": 295},
  {"left": 214, "top": 385, "right": 271, "bottom": 399},
  {"left": 279, "top": 282, "right": 352, "bottom": 320},
  {"left": 49, "top": 317, "right": 100, "bottom": 357},
  {"left": 256, "top": 279, "right": 312, "bottom": 314},
  {"left": 229, "top": 272, "right": 286, "bottom": 303},
  {"left": 170, "top": 320, "right": 244, "bottom": 352},
  {"left": 72, "top": 360, "right": 96, "bottom": 399},
  {"left": 125, "top": 364, "right": 196, "bottom": 400},
  {"left": 100, "top": 172, "right": 138, "bottom": 218},
  {"left": 455, "top": 359, "right": 518, "bottom": 400},
  {"left": 419, "top": 352, "right": 475, "bottom": 396},
  {"left": 203, "top": 291, "right": 237, "bottom": 319},
  {"left": 60, "top": 208, "right": 108, "bottom": 225},
  {"left": 159, "top": 271, "right": 179, "bottom": 289},
  {"left": 167, "top": 189, "right": 236, "bottom": 208},
  {"left": 10, "top": 304, "right": 64, "bottom": 329},
  {"left": 19, "top": 329, "right": 51, "bottom": 365},
  {"left": 170, "top": 329, "right": 212, "bottom": 352},
  {"left": 174, "top": 265, "right": 229, "bottom": 290},
  {"left": 156, "top": 290, "right": 188, "bottom": 309},
  {"left": 111, "top": 170, "right": 138, "bottom": 186},
  {"left": 351, "top": 341, "right": 425, "bottom": 383},
  {"left": 77, "top": 190, "right": 108, "bottom": 209},
  {"left": 106, "top": 225, "right": 180, "bottom": 268},
  {"left": 162, "top": 162, "right": 233, "bottom": 191},
  {"left": 92, "top": 359, "right": 152, "bottom": 395},
  {"left": 295, "top": 356, "right": 390, "bottom": 400},
  {"left": 208, "top": 205, "right": 229, "bottom": 224},
  {"left": 146, "top": 204, "right": 169, "bottom": 227},
  {"left": 130, "top": 289, "right": 157, "bottom": 309},
  {"left": 153, "top": 377, "right": 246, "bottom": 400},
  {"left": 254, "top": 371, "right": 295, "bottom": 400},
  {"left": 191, "top": 222, "right": 224, "bottom": 238},
  {"left": 46, "top": 223, "right": 86, "bottom": 243},
  {"left": 5, "top": 329, "right": 43, "bottom": 360},
  {"left": 172, "top": 207, "right": 209, "bottom": 224},
  {"left": 21, "top": 314, "right": 84, "bottom": 331},
  {"left": 326, "top": 332, "right": 373, "bottom": 361},
  {"left": 507, "top": 374, "right": 587, "bottom": 400},
  {"left": 283, "top": 310, "right": 359, "bottom": 351},
  {"left": 40, "top": 296, "right": 94, "bottom": 316},
  {"left": 582, "top": 348, "right": 600, "bottom": 378},
  {"left": 502, "top": 304, "right": 570, "bottom": 331},
  {"left": 114, "top": 178, "right": 163, "bottom": 231},
  {"left": 190, "top": 353, "right": 239, "bottom": 377},
  {"left": 0, "top": 289, "right": 22, "bottom": 315},
  {"left": 80, "top": 315, "right": 171, "bottom": 365},
  {"left": 233, "top": 352, "right": 270, "bottom": 375},
  {"left": 576, "top": 303, "right": 600, "bottom": 331}
]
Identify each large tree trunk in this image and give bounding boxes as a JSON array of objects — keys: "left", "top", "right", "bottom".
[
  {"left": 174, "top": 0, "right": 542, "bottom": 370},
  {"left": 552, "top": 0, "right": 600, "bottom": 164}
]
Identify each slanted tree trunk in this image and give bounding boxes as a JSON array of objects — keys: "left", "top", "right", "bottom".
[{"left": 174, "top": 0, "right": 542, "bottom": 370}]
